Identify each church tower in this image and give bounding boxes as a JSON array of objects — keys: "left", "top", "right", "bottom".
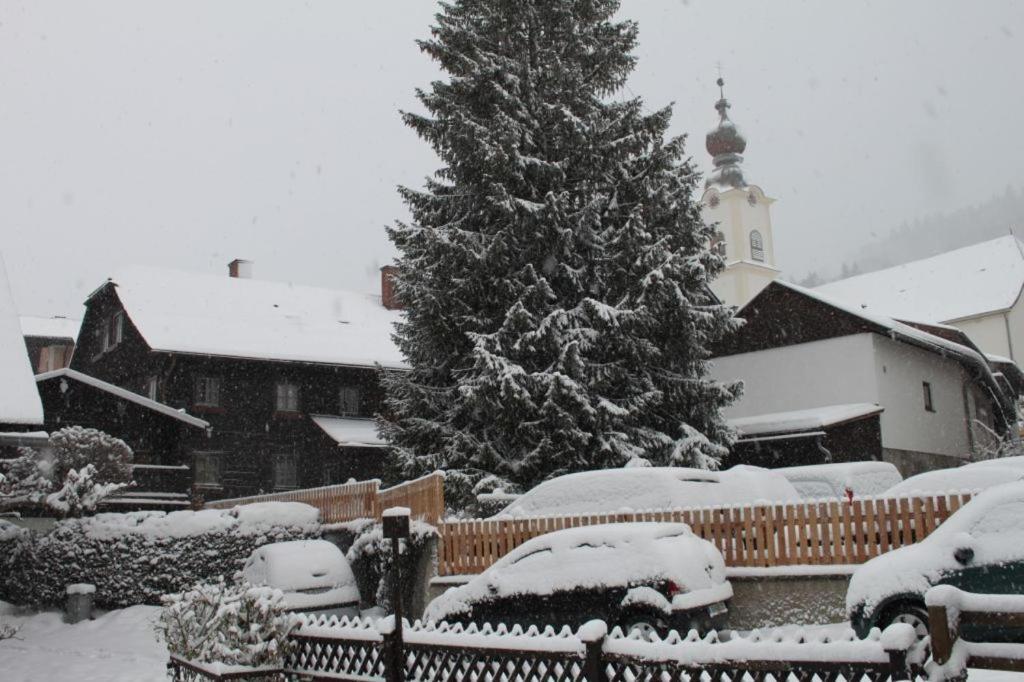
[{"left": 702, "top": 78, "right": 780, "bottom": 308}]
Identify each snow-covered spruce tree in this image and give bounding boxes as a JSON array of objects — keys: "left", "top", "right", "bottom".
[{"left": 381, "top": 0, "right": 741, "bottom": 504}]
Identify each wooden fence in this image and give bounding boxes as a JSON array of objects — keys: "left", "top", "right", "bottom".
[
  {"left": 204, "top": 472, "right": 445, "bottom": 525},
  {"left": 436, "top": 491, "right": 974, "bottom": 576}
]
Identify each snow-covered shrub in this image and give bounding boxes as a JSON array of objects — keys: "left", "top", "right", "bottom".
[
  {"left": 3, "top": 503, "right": 320, "bottom": 608},
  {"left": 157, "top": 579, "right": 297, "bottom": 668},
  {"left": 0, "top": 426, "right": 134, "bottom": 517},
  {"left": 0, "top": 520, "right": 29, "bottom": 604},
  {"left": 49, "top": 426, "right": 133, "bottom": 486},
  {"left": 346, "top": 520, "right": 438, "bottom": 610}
]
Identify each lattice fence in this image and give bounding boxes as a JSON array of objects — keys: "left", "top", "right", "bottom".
[{"left": 167, "top": 614, "right": 927, "bottom": 682}]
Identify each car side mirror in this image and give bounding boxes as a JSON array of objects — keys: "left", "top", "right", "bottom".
[{"left": 954, "top": 546, "right": 975, "bottom": 565}]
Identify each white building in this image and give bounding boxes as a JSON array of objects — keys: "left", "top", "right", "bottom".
[
  {"left": 0, "top": 255, "right": 45, "bottom": 436},
  {"left": 816, "top": 236, "right": 1024, "bottom": 362},
  {"left": 711, "top": 280, "right": 1019, "bottom": 476},
  {"left": 701, "top": 79, "right": 780, "bottom": 308}
]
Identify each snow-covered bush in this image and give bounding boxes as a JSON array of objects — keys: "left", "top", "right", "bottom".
[
  {"left": 0, "top": 426, "right": 134, "bottom": 517},
  {"left": 346, "top": 519, "right": 437, "bottom": 610},
  {"left": 0, "top": 520, "right": 29, "bottom": 604},
  {"left": 2, "top": 503, "right": 320, "bottom": 608},
  {"left": 157, "top": 579, "right": 297, "bottom": 668}
]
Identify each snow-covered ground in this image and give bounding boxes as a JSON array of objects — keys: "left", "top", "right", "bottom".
[
  {"left": 0, "top": 602, "right": 166, "bottom": 681},
  {"left": 1, "top": 602, "right": 1022, "bottom": 682}
]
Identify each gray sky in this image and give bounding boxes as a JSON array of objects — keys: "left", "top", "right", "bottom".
[{"left": 1, "top": 1, "right": 1022, "bottom": 318}]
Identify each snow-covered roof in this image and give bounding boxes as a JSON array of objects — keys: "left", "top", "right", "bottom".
[
  {"left": 0, "top": 258, "right": 44, "bottom": 426},
  {"left": 729, "top": 403, "right": 884, "bottom": 438},
  {"left": 815, "top": 236, "right": 1024, "bottom": 323},
  {"left": 18, "top": 315, "right": 81, "bottom": 341},
  {"left": 310, "top": 415, "right": 387, "bottom": 448},
  {"left": 772, "top": 280, "right": 996, "bottom": 371},
  {"left": 35, "top": 368, "right": 210, "bottom": 429},
  {"left": 100, "top": 265, "right": 406, "bottom": 369}
]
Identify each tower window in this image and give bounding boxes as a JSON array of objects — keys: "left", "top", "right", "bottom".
[
  {"left": 923, "top": 382, "right": 935, "bottom": 413},
  {"left": 750, "top": 230, "right": 765, "bottom": 262}
]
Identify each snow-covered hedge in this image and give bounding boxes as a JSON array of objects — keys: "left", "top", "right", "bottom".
[
  {"left": 157, "top": 579, "right": 298, "bottom": 668},
  {"left": 346, "top": 519, "right": 438, "bottom": 611},
  {"left": 2, "top": 503, "right": 320, "bottom": 608}
]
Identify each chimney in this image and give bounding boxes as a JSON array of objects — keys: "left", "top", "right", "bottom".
[
  {"left": 228, "top": 259, "right": 253, "bottom": 279},
  {"left": 381, "top": 265, "right": 401, "bottom": 310}
]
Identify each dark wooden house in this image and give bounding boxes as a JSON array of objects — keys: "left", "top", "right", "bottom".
[
  {"left": 20, "top": 315, "right": 79, "bottom": 374},
  {"left": 55, "top": 260, "right": 404, "bottom": 503}
]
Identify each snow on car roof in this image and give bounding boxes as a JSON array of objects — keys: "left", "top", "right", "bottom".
[
  {"left": 104, "top": 265, "right": 406, "bottom": 369},
  {"left": 243, "top": 539, "right": 356, "bottom": 594},
  {"left": 0, "top": 256, "right": 44, "bottom": 426},
  {"left": 815, "top": 236, "right": 1024, "bottom": 324},
  {"left": 497, "top": 466, "right": 800, "bottom": 518},
  {"left": 884, "top": 465, "right": 1024, "bottom": 497},
  {"left": 424, "top": 523, "right": 725, "bottom": 621},
  {"left": 776, "top": 461, "right": 902, "bottom": 497}
]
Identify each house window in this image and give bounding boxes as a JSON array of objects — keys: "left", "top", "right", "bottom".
[
  {"left": 923, "top": 381, "right": 935, "bottom": 413},
  {"left": 339, "top": 386, "right": 361, "bottom": 416},
  {"left": 145, "top": 376, "right": 159, "bottom": 401},
  {"left": 750, "top": 230, "right": 765, "bottom": 262},
  {"left": 274, "top": 453, "right": 298, "bottom": 490},
  {"left": 195, "top": 376, "right": 222, "bottom": 407},
  {"left": 38, "top": 345, "right": 68, "bottom": 373},
  {"left": 104, "top": 311, "right": 124, "bottom": 351},
  {"left": 275, "top": 382, "right": 300, "bottom": 412},
  {"left": 194, "top": 452, "right": 222, "bottom": 487}
]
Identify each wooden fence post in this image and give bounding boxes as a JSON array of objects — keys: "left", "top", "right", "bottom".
[
  {"left": 579, "top": 622, "right": 607, "bottom": 682},
  {"left": 381, "top": 626, "right": 404, "bottom": 682},
  {"left": 928, "top": 603, "right": 957, "bottom": 666}
]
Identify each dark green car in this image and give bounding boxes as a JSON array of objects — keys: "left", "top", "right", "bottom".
[{"left": 847, "top": 481, "right": 1024, "bottom": 640}]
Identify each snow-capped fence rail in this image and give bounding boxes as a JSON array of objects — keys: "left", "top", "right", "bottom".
[
  {"left": 167, "top": 614, "right": 926, "bottom": 681},
  {"left": 437, "top": 491, "right": 975, "bottom": 575},
  {"left": 203, "top": 471, "right": 445, "bottom": 525},
  {"left": 926, "top": 585, "right": 1024, "bottom": 679}
]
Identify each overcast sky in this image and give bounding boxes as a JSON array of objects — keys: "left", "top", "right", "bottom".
[{"left": 1, "top": 1, "right": 1022, "bottom": 318}]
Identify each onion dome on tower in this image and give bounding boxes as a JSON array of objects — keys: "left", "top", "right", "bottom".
[{"left": 705, "top": 78, "right": 749, "bottom": 190}]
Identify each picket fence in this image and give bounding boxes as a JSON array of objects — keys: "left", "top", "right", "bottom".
[
  {"left": 204, "top": 471, "right": 445, "bottom": 525},
  {"left": 436, "top": 491, "right": 975, "bottom": 576}
]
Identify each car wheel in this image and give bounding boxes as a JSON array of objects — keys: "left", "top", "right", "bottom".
[
  {"left": 882, "top": 601, "right": 930, "bottom": 640},
  {"left": 620, "top": 612, "right": 664, "bottom": 641}
]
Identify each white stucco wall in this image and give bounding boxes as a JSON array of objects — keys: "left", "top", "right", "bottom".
[
  {"left": 711, "top": 332, "right": 982, "bottom": 461},
  {"left": 952, "top": 313, "right": 1013, "bottom": 359},
  {"left": 870, "top": 335, "right": 972, "bottom": 460},
  {"left": 711, "top": 333, "right": 880, "bottom": 419},
  {"left": 702, "top": 186, "right": 780, "bottom": 309}
]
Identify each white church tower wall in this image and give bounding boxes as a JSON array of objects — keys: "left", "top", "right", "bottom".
[{"left": 700, "top": 79, "right": 780, "bottom": 308}]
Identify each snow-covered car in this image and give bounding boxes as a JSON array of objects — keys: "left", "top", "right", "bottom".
[
  {"left": 883, "top": 464, "right": 1024, "bottom": 497},
  {"left": 847, "top": 481, "right": 1024, "bottom": 640},
  {"left": 424, "top": 523, "right": 732, "bottom": 637},
  {"left": 495, "top": 465, "right": 800, "bottom": 517},
  {"left": 775, "top": 461, "right": 902, "bottom": 500},
  {"left": 242, "top": 540, "right": 360, "bottom": 617}
]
